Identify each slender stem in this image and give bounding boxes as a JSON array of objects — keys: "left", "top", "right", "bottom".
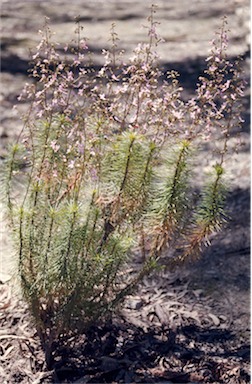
[
  {"left": 119, "top": 135, "right": 135, "bottom": 193},
  {"left": 168, "top": 142, "right": 188, "bottom": 208}
]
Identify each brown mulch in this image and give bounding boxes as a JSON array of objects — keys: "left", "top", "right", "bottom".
[{"left": 0, "top": 266, "right": 250, "bottom": 384}]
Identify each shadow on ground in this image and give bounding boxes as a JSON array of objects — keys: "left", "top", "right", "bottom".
[
  {"left": 188, "top": 187, "right": 250, "bottom": 290},
  {"left": 47, "top": 320, "right": 250, "bottom": 383}
]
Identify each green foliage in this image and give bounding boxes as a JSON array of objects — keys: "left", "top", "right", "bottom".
[{"left": 2, "top": 9, "right": 245, "bottom": 367}]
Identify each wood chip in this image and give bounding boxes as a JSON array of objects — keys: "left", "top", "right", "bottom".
[{"left": 208, "top": 313, "right": 220, "bottom": 326}]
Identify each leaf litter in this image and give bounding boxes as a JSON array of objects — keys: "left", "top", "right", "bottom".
[{"left": 0, "top": 266, "right": 250, "bottom": 383}]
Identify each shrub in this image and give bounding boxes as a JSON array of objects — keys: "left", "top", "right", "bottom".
[{"left": 3, "top": 7, "right": 245, "bottom": 367}]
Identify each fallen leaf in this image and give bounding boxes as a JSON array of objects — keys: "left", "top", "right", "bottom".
[
  {"left": 208, "top": 313, "right": 220, "bottom": 326},
  {"left": 0, "top": 345, "right": 14, "bottom": 361},
  {"left": 155, "top": 303, "right": 169, "bottom": 325}
]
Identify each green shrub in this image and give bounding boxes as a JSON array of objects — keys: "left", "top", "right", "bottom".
[{"left": 3, "top": 8, "right": 245, "bottom": 367}]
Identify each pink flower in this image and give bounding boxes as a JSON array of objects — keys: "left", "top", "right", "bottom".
[
  {"left": 221, "top": 80, "right": 231, "bottom": 92},
  {"left": 68, "top": 160, "right": 75, "bottom": 169},
  {"left": 78, "top": 143, "right": 85, "bottom": 154},
  {"left": 67, "top": 71, "right": 74, "bottom": 82},
  {"left": 80, "top": 39, "right": 88, "bottom": 50},
  {"left": 57, "top": 64, "right": 64, "bottom": 71},
  {"left": 50, "top": 140, "right": 60, "bottom": 153},
  {"left": 37, "top": 110, "right": 44, "bottom": 118},
  {"left": 148, "top": 26, "right": 157, "bottom": 39}
]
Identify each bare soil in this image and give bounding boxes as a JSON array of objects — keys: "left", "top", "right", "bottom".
[{"left": 0, "top": 0, "right": 250, "bottom": 383}]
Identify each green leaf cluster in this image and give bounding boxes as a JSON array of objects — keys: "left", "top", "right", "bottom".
[{"left": 1, "top": 11, "right": 244, "bottom": 367}]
